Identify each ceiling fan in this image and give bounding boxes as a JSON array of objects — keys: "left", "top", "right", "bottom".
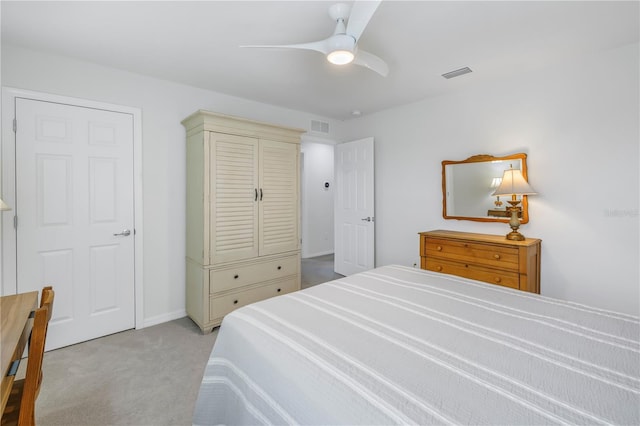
[{"left": 241, "top": 1, "right": 389, "bottom": 77}]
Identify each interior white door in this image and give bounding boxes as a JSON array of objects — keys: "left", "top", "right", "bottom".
[
  {"left": 15, "top": 98, "right": 135, "bottom": 350},
  {"left": 334, "top": 137, "right": 375, "bottom": 276}
]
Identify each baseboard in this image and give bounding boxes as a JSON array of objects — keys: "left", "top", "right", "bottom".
[
  {"left": 302, "top": 250, "right": 334, "bottom": 259},
  {"left": 141, "top": 309, "right": 187, "bottom": 329}
]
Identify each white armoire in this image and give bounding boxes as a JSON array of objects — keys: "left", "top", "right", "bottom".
[{"left": 183, "top": 110, "right": 304, "bottom": 332}]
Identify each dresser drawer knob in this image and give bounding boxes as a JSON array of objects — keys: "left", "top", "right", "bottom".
[
  {"left": 494, "top": 254, "right": 501, "bottom": 260},
  {"left": 436, "top": 266, "right": 443, "bottom": 272},
  {"left": 436, "top": 246, "right": 442, "bottom": 251},
  {"left": 233, "top": 299, "right": 239, "bottom": 305},
  {"left": 234, "top": 274, "right": 239, "bottom": 279},
  {"left": 277, "top": 266, "right": 282, "bottom": 270},
  {"left": 277, "top": 288, "right": 281, "bottom": 292},
  {"left": 495, "top": 277, "right": 502, "bottom": 283}
]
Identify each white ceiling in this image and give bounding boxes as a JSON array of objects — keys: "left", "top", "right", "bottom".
[{"left": 2, "top": 1, "right": 639, "bottom": 120}]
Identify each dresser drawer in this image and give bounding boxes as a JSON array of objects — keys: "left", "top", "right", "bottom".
[
  {"left": 425, "top": 258, "right": 520, "bottom": 290},
  {"left": 209, "top": 277, "right": 298, "bottom": 321},
  {"left": 424, "top": 237, "right": 519, "bottom": 271},
  {"left": 210, "top": 255, "right": 298, "bottom": 294}
]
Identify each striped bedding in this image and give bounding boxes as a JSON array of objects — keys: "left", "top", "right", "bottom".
[{"left": 193, "top": 265, "right": 640, "bottom": 425}]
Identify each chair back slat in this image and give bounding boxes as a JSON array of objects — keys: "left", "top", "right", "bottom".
[{"left": 1, "top": 287, "right": 54, "bottom": 426}]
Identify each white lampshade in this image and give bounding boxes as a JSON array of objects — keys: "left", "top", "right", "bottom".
[
  {"left": 492, "top": 168, "right": 536, "bottom": 196},
  {"left": 490, "top": 177, "right": 503, "bottom": 189},
  {"left": 0, "top": 198, "right": 11, "bottom": 211}
]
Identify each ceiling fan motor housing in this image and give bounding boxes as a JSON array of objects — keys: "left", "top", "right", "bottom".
[{"left": 326, "top": 34, "right": 356, "bottom": 64}]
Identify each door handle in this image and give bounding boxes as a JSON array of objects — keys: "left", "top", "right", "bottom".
[
  {"left": 361, "top": 217, "right": 372, "bottom": 222},
  {"left": 113, "top": 229, "right": 131, "bottom": 237}
]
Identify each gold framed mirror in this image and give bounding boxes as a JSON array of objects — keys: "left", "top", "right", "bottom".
[{"left": 442, "top": 153, "right": 530, "bottom": 223}]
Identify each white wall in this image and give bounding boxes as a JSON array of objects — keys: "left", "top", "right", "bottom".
[
  {"left": 2, "top": 41, "right": 638, "bottom": 321},
  {"left": 336, "top": 43, "right": 640, "bottom": 316},
  {"left": 300, "top": 139, "right": 335, "bottom": 258},
  {"left": 1, "top": 45, "right": 340, "bottom": 325}
]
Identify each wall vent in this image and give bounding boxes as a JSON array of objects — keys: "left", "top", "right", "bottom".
[
  {"left": 310, "top": 120, "right": 330, "bottom": 134},
  {"left": 442, "top": 67, "right": 473, "bottom": 79}
]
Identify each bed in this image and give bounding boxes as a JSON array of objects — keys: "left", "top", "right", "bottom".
[{"left": 193, "top": 265, "right": 639, "bottom": 425}]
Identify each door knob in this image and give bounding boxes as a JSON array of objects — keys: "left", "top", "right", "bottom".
[{"left": 113, "top": 229, "right": 131, "bottom": 237}]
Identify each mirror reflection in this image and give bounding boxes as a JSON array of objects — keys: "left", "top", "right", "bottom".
[{"left": 442, "top": 153, "right": 530, "bottom": 223}]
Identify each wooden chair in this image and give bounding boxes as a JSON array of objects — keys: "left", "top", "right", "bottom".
[
  {"left": 1, "top": 287, "right": 54, "bottom": 426},
  {"left": 38, "top": 287, "right": 53, "bottom": 311}
]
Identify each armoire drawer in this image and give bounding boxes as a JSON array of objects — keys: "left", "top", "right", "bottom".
[
  {"left": 209, "top": 277, "right": 298, "bottom": 321},
  {"left": 424, "top": 237, "right": 519, "bottom": 271},
  {"left": 210, "top": 255, "right": 298, "bottom": 294},
  {"left": 425, "top": 258, "right": 520, "bottom": 289}
]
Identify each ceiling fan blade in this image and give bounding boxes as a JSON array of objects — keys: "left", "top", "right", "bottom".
[
  {"left": 354, "top": 49, "right": 389, "bottom": 77},
  {"left": 346, "top": 0, "right": 381, "bottom": 42},
  {"left": 240, "top": 39, "right": 329, "bottom": 55}
]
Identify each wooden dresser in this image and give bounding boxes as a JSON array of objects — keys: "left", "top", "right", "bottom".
[{"left": 420, "top": 230, "right": 541, "bottom": 293}]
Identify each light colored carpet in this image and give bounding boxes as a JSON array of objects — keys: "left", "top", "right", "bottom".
[
  {"left": 36, "top": 317, "right": 217, "bottom": 426},
  {"left": 33, "top": 254, "right": 338, "bottom": 425}
]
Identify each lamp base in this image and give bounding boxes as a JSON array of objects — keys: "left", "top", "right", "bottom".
[
  {"left": 506, "top": 230, "right": 526, "bottom": 241},
  {"left": 505, "top": 200, "right": 525, "bottom": 241}
]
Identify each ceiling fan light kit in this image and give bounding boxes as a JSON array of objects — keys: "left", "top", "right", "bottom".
[
  {"left": 241, "top": 1, "right": 388, "bottom": 76},
  {"left": 327, "top": 50, "right": 355, "bottom": 65},
  {"left": 326, "top": 32, "right": 356, "bottom": 64}
]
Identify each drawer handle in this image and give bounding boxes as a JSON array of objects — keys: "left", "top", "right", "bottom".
[
  {"left": 277, "top": 266, "right": 282, "bottom": 270},
  {"left": 494, "top": 254, "right": 501, "bottom": 260},
  {"left": 436, "top": 266, "right": 443, "bottom": 272},
  {"left": 436, "top": 246, "right": 442, "bottom": 251},
  {"left": 495, "top": 277, "right": 502, "bottom": 283},
  {"left": 233, "top": 299, "right": 239, "bottom": 305},
  {"left": 277, "top": 288, "right": 281, "bottom": 292},
  {"left": 234, "top": 274, "right": 239, "bottom": 279}
]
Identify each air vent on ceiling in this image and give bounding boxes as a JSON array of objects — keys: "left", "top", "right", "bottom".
[
  {"left": 442, "top": 67, "right": 473, "bottom": 79},
  {"left": 310, "top": 120, "right": 330, "bottom": 134}
]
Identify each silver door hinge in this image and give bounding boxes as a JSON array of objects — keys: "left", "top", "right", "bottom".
[
  {"left": 13, "top": 119, "right": 17, "bottom": 133},
  {"left": 13, "top": 215, "right": 17, "bottom": 230}
]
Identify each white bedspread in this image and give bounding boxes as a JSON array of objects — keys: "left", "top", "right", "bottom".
[{"left": 193, "top": 265, "right": 640, "bottom": 425}]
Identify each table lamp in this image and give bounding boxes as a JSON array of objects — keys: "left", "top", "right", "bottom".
[
  {"left": 491, "top": 166, "right": 536, "bottom": 240},
  {"left": 490, "top": 177, "right": 503, "bottom": 207}
]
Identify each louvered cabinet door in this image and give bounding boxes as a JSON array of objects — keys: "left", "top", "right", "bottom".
[
  {"left": 209, "top": 133, "right": 259, "bottom": 263},
  {"left": 258, "top": 139, "right": 299, "bottom": 256}
]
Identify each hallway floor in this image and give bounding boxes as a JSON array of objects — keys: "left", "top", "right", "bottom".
[{"left": 301, "top": 254, "right": 343, "bottom": 289}]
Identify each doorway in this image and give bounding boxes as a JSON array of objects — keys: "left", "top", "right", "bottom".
[
  {"left": 1, "top": 88, "right": 144, "bottom": 350},
  {"left": 334, "top": 137, "right": 375, "bottom": 276}
]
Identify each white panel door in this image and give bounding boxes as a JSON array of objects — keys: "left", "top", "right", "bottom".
[
  {"left": 15, "top": 98, "right": 135, "bottom": 350},
  {"left": 334, "top": 137, "right": 375, "bottom": 276}
]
